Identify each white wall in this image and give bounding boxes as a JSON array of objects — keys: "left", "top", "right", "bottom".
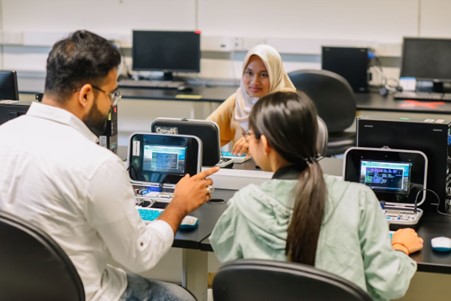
[{"left": 2, "top": 0, "right": 451, "bottom": 82}]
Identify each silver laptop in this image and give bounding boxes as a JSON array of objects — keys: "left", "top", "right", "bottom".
[{"left": 343, "top": 146, "right": 428, "bottom": 229}]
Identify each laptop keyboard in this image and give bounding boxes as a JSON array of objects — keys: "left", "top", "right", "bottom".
[
  {"left": 135, "top": 192, "right": 174, "bottom": 205},
  {"left": 136, "top": 206, "right": 199, "bottom": 229},
  {"left": 137, "top": 207, "right": 163, "bottom": 222},
  {"left": 384, "top": 208, "right": 423, "bottom": 225},
  {"left": 144, "top": 192, "right": 173, "bottom": 203}
]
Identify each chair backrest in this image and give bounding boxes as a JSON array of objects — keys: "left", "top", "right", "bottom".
[
  {"left": 0, "top": 210, "right": 85, "bottom": 301},
  {"left": 288, "top": 69, "right": 356, "bottom": 133},
  {"left": 213, "top": 259, "right": 372, "bottom": 301},
  {"left": 316, "top": 115, "right": 328, "bottom": 157}
]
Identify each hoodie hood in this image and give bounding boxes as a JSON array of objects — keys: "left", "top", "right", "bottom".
[{"left": 230, "top": 175, "right": 350, "bottom": 250}]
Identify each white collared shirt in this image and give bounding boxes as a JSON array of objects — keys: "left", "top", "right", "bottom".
[{"left": 0, "top": 102, "right": 174, "bottom": 301}]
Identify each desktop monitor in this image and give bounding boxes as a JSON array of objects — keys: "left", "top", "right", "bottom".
[
  {"left": 0, "top": 70, "right": 19, "bottom": 100},
  {"left": 400, "top": 37, "right": 451, "bottom": 92},
  {"left": 132, "top": 30, "right": 201, "bottom": 80},
  {"left": 321, "top": 47, "right": 370, "bottom": 93}
]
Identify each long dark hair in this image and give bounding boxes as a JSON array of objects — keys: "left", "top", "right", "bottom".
[{"left": 248, "top": 91, "right": 327, "bottom": 265}]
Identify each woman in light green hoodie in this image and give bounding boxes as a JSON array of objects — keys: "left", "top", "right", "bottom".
[{"left": 210, "top": 91, "right": 423, "bottom": 301}]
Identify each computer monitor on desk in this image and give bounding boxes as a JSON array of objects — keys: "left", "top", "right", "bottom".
[
  {"left": 400, "top": 37, "right": 451, "bottom": 93},
  {"left": 132, "top": 30, "right": 201, "bottom": 81},
  {"left": 0, "top": 70, "right": 19, "bottom": 100}
]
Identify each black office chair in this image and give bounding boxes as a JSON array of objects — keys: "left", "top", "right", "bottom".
[
  {"left": 212, "top": 259, "right": 372, "bottom": 301},
  {"left": 289, "top": 69, "right": 357, "bottom": 156},
  {"left": 0, "top": 210, "right": 85, "bottom": 301},
  {"left": 316, "top": 115, "right": 328, "bottom": 157}
]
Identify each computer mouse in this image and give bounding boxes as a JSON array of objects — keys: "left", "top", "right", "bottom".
[
  {"left": 177, "top": 85, "right": 193, "bottom": 93},
  {"left": 430, "top": 236, "right": 451, "bottom": 252},
  {"left": 179, "top": 215, "right": 198, "bottom": 230}
]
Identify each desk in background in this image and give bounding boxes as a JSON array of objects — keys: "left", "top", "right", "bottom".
[
  {"left": 122, "top": 87, "right": 451, "bottom": 116},
  {"left": 17, "top": 78, "right": 451, "bottom": 156},
  {"left": 17, "top": 76, "right": 451, "bottom": 115},
  {"left": 355, "top": 92, "right": 451, "bottom": 120}
]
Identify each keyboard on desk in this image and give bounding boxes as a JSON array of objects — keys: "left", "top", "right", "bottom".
[
  {"left": 137, "top": 207, "right": 163, "bottom": 221},
  {"left": 136, "top": 192, "right": 174, "bottom": 205},
  {"left": 118, "top": 79, "right": 184, "bottom": 90},
  {"left": 393, "top": 91, "right": 451, "bottom": 102},
  {"left": 384, "top": 208, "right": 423, "bottom": 227},
  {"left": 137, "top": 207, "right": 199, "bottom": 229}
]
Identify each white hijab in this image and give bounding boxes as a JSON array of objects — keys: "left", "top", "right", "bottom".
[{"left": 233, "top": 44, "right": 296, "bottom": 131}]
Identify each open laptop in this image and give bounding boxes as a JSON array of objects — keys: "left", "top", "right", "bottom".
[
  {"left": 151, "top": 117, "right": 235, "bottom": 167},
  {"left": 127, "top": 132, "right": 202, "bottom": 228},
  {"left": 343, "top": 147, "right": 428, "bottom": 230},
  {"left": 128, "top": 132, "right": 202, "bottom": 205}
]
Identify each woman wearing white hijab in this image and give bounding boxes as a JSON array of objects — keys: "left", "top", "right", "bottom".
[{"left": 207, "top": 44, "right": 295, "bottom": 154}]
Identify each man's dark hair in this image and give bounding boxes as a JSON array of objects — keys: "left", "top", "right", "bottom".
[{"left": 44, "top": 30, "right": 121, "bottom": 102}]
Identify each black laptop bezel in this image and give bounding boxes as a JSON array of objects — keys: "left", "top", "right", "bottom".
[
  {"left": 151, "top": 117, "right": 221, "bottom": 166},
  {"left": 343, "top": 147, "right": 428, "bottom": 207},
  {"left": 128, "top": 132, "right": 202, "bottom": 187}
]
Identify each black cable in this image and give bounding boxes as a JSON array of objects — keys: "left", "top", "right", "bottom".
[
  {"left": 413, "top": 188, "right": 425, "bottom": 213},
  {"left": 415, "top": 188, "right": 451, "bottom": 217}
]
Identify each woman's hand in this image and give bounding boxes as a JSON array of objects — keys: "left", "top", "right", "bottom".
[
  {"left": 392, "top": 228, "right": 424, "bottom": 255},
  {"left": 232, "top": 136, "right": 249, "bottom": 155}
]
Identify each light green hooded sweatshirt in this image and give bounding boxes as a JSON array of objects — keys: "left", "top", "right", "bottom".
[{"left": 210, "top": 172, "right": 416, "bottom": 301}]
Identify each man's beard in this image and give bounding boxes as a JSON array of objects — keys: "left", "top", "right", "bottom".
[{"left": 83, "top": 100, "right": 108, "bottom": 137}]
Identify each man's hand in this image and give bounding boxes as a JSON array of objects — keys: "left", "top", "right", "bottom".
[{"left": 159, "top": 167, "right": 220, "bottom": 233}]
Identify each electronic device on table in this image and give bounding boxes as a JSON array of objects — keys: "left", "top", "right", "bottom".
[
  {"left": 136, "top": 207, "right": 198, "bottom": 230},
  {"left": 0, "top": 70, "right": 19, "bottom": 100},
  {"left": 344, "top": 147, "right": 428, "bottom": 230},
  {"left": 398, "top": 37, "right": 451, "bottom": 95},
  {"left": 0, "top": 100, "right": 30, "bottom": 125},
  {"left": 221, "top": 151, "right": 250, "bottom": 164},
  {"left": 321, "top": 46, "right": 371, "bottom": 93},
  {"left": 132, "top": 30, "right": 201, "bottom": 81},
  {"left": 128, "top": 132, "right": 202, "bottom": 204},
  {"left": 128, "top": 132, "right": 202, "bottom": 229},
  {"left": 430, "top": 236, "right": 451, "bottom": 252},
  {"left": 357, "top": 116, "right": 451, "bottom": 213},
  {"left": 151, "top": 117, "right": 234, "bottom": 168}
]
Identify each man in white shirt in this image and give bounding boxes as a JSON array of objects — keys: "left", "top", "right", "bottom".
[{"left": 0, "top": 30, "right": 218, "bottom": 301}]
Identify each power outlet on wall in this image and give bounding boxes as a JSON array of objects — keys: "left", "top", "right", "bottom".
[{"left": 201, "top": 36, "right": 235, "bottom": 52}]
